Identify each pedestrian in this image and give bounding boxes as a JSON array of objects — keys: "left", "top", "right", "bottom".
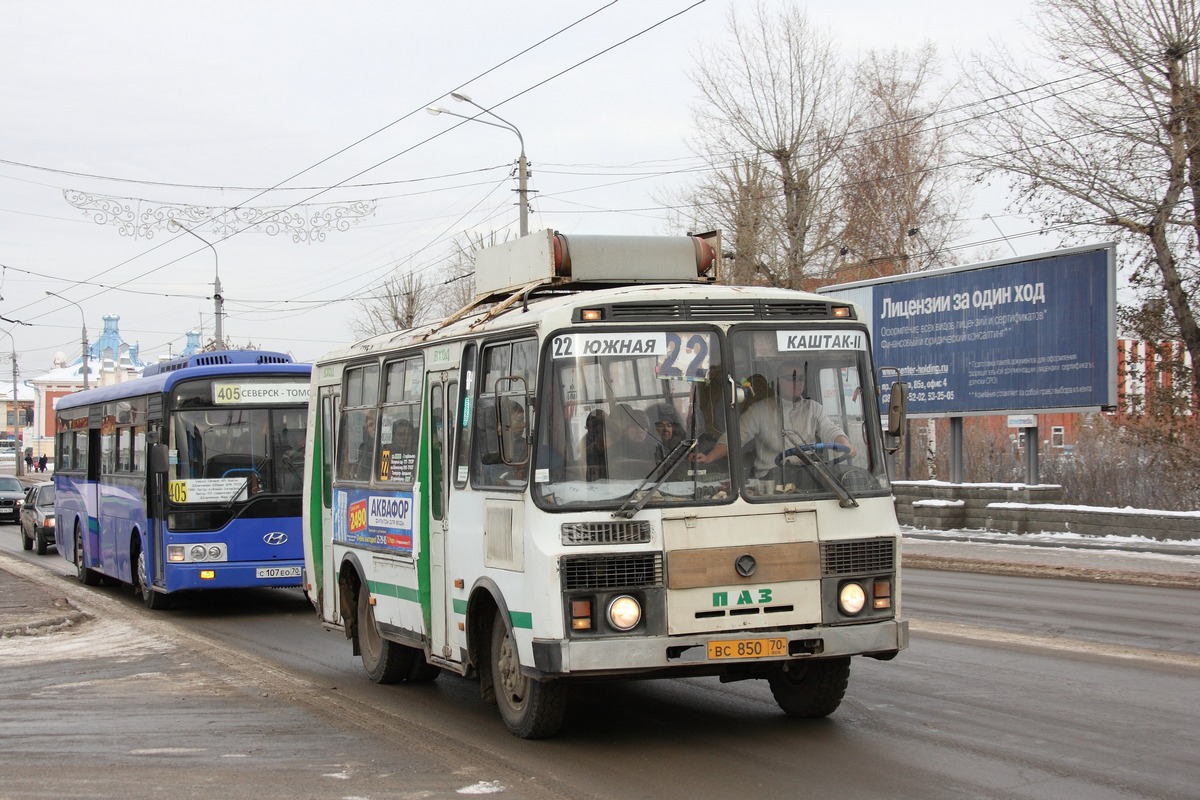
[
  {"left": 25, "top": 451, "right": 33, "bottom": 472},
  {"left": 37, "top": 454, "right": 47, "bottom": 473}
]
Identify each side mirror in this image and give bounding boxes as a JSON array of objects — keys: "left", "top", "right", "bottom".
[
  {"left": 878, "top": 368, "right": 907, "bottom": 455},
  {"left": 149, "top": 443, "right": 170, "bottom": 475}
]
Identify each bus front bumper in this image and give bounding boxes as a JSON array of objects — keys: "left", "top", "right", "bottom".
[
  {"left": 531, "top": 618, "right": 908, "bottom": 677},
  {"left": 164, "top": 561, "right": 304, "bottom": 592}
]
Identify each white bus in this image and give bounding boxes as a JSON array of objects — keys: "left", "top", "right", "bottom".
[{"left": 302, "top": 231, "right": 909, "bottom": 738}]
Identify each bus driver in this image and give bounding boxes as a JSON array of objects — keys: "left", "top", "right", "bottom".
[{"left": 692, "top": 359, "right": 855, "bottom": 482}]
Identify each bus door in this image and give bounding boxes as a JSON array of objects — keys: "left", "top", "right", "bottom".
[
  {"left": 427, "top": 370, "right": 458, "bottom": 661},
  {"left": 316, "top": 386, "right": 339, "bottom": 622}
]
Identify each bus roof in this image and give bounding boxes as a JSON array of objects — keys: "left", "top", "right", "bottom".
[
  {"left": 318, "top": 280, "right": 861, "bottom": 365},
  {"left": 54, "top": 351, "right": 311, "bottom": 412}
]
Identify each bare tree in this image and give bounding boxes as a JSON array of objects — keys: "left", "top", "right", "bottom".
[
  {"left": 350, "top": 270, "right": 432, "bottom": 339},
  {"left": 684, "top": 2, "right": 857, "bottom": 289},
  {"left": 836, "top": 45, "right": 967, "bottom": 281},
  {"left": 964, "top": 0, "right": 1200, "bottom": 404}
]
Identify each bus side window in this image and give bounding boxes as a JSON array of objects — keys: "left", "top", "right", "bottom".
[
  {"left": 453, "top": 343, "right": 476, "bottom": 490},
  {"left": 471, "top": 338, "right": 535, "bottom": 489}
]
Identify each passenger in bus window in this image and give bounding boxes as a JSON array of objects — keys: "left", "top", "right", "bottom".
[
  {"left": 355, "top": 411, "right": 377, "bottom": 481},
  {"left": 652, "top": 403, "right": 687, "bottom": 480},
  {"left": 609, "top": 405, "right": 656, "bottom": 480},
  {"left": 583, "top": 410, "right": 608, "bottom": 481}
]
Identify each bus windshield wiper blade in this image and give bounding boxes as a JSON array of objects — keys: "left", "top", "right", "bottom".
[{"left": 612, "top": 438, "right": 696, "bottom": 519}]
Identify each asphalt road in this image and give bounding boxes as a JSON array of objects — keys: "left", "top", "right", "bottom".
[{"left": 2, "top": 530, "right": 1199, "bottom": 800}]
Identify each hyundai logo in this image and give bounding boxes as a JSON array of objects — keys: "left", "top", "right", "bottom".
[
  {"left": 263, "top": 531, "right": 289, "bottom": 546},
  {"left": 735, "top": 554, "right": 757, "bottom": 577}
]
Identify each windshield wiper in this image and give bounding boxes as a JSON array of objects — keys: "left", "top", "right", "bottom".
[
  {"left": 612, "top": 438, "right": 697, "bottom": 519},
  {"left": 780, "top": 430, "right": 859, "bottom": 508}
]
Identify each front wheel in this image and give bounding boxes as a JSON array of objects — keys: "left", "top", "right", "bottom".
[
  {"left": 489, "top": 610, "right": 566, "bottom": 739},
  {"left": 135, "top": 546, "right": 171, "bottom": 610},
  {"left": 34, "top": 527, "right": 49, "bottom": 555},
  {"left": 21, "top": 526, "right": 33, "bottom": 551},
  {"left": 767, "top": 657, "right": 851, "bottom": 718},
  {"left": 74, "top": 530, "right": 102, "bottom": 586}
]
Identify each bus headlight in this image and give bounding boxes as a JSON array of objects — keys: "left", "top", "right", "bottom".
[
  {"left": 607, "top": 595, "right": 642, "bottom": 631},
  {"left": 190, "top": 545, "right": 207, "bottom": 560},
  {"left": 838, "top": 582, "right": 867, "bottom": 616}
]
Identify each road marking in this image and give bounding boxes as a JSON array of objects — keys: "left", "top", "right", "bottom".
[{"left": 911, "top": 619, "right": 1200, "bottom": 670}]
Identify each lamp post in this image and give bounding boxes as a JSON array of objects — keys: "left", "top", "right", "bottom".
[
  {"left": 44, "top": 291, "right": 89, "bottom": 390},
  {"left": 169, "top": 219, "right": 224, "bottom": 349},
  {"left": 0, "top": 327, "right": 21, "bottom": 476},
  {"left": 428, "top": 93, "right": 529, "bottom": 236}
]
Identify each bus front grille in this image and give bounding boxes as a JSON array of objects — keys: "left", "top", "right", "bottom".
[
  {"left": 820, "top": 538, "right": 895, "bottom": 576},
  {"left": 561, "top": 520, "right": 652, "bottom": 546},
  {"left": 561, "top": 553, "right": 664, "bottom": 590}
]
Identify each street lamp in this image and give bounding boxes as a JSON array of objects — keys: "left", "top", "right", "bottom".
[
  {"left": 44, "top": 291, "right": 89, "bottom": 390},
  {"left": 169, "top": 219, "right": 224, "bottom": 349},
  {"left": 427, "top": 92, "right": 529, "bottom": 236}
]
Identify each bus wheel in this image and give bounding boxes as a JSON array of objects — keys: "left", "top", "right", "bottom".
[
  {"left": 135, "top": 546, "right": 171, "bottom": 610},
  {"left": 767, "top": 657, "right": 851, "bottom": 719},
  {"left": 489, "top": 610, "right": 566, "bottom": 739},
  {"left": 357, "top": 587, "right": 415, "bottom": 683},
  {"left": 74, "top": 530, "right": 102, "bottom": 586}
]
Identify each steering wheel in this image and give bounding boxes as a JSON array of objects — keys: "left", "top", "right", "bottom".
[{"left": 780, "top": 442, "right": 852, "bottom": 466}]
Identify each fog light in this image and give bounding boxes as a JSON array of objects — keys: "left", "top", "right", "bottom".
[
  {"left": 607, "top": 595, "right": 641, "bottom": 631},
  {"left": 839, "top": 582, "right": 866, "bottom": 615},
  {"left": 200, "top": 570, "right": 216, "bottom": 580}
]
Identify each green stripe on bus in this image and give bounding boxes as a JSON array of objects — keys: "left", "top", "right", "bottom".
[
  {"left": 452, "top": 598, "right": 468, "bottom": 616},
  {"left": 367, "top": 579, "right": 421, "bottom": 604},
  {"left": 509, "top": 611, "right": 533, "bottom": 629}
]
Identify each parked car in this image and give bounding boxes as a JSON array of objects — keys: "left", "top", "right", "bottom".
[
  {"left": 0, "top": 475, "right": 24, "bottom": 526},
  {"left": 20, "top": 482, "right": 56, "bottom": 555}
]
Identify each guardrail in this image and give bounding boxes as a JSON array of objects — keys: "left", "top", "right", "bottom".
[{"left": 893, "top": 481, "right": 1200, "bottom": 542}]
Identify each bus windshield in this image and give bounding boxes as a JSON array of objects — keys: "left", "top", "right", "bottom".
[
  {"left": 534, "top": 329, "right": 732, "bottom": 508},
  {"left": 169, "top": 407, "right": 308, "bottom": 500},
  {"left": 728, "top": 327, "right": 889, "bottom": 501}
]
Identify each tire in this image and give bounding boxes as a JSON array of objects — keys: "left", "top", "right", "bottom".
[
  {"left": 489, "top": 609, "right": 566, "bottom": 739},
  {"left": 357, "top": 586, "right": 416, "bottom": 684},
  {"left": 767, "top": 657, "right": 851, "bottom": 719},
  {"left": 135, "top": 546, "right": 172, "bottom": 610},
  {"left": 74, "top": 530, "right": 102, "bottom": 586},
  {"left": 21, "top": 525, "right": 33, "bottom": 551},
  {"left": 34, "top": 527, "right": 48, "bottom": 556}
]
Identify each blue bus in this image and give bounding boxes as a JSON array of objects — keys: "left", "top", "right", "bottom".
[{"left": 53, "top": 350, "right": 311, "bottom": 609}]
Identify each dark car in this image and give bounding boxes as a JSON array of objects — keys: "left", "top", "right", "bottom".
[
  {"left": 20, "top": 482, "right": 56, "bottom": 555},
  {"left": 0, "top": 475, "right": 24, "bottom": 526}
]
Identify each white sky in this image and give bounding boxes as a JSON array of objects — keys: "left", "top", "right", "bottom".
[{"left": 0, "top": 0, "right": 1039, "bottom": 371}]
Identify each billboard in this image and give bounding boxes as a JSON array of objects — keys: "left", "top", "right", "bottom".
[{"left": 820, "top": 244, "right": 1117, "bottom": 417}]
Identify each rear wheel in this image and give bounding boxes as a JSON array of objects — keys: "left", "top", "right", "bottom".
[
  {"left": 357, "top": 586, "right": 417, "bottom": 683},
  {"left": 74, "top": 529, "right": 102, "bottom": 586},
  {"left": 489, "top": 609, "right": 566, "bottom": 739},
  {"left": 135, "top": 545, "right": 172, "bottom": 610},
  {"left": 767, "top": 657, "right": 851, "bottom": 718}
]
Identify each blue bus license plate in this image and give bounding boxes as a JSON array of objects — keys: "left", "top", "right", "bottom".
[{"left": 256, "top": 566, "right": 302, "bottom": 579}]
